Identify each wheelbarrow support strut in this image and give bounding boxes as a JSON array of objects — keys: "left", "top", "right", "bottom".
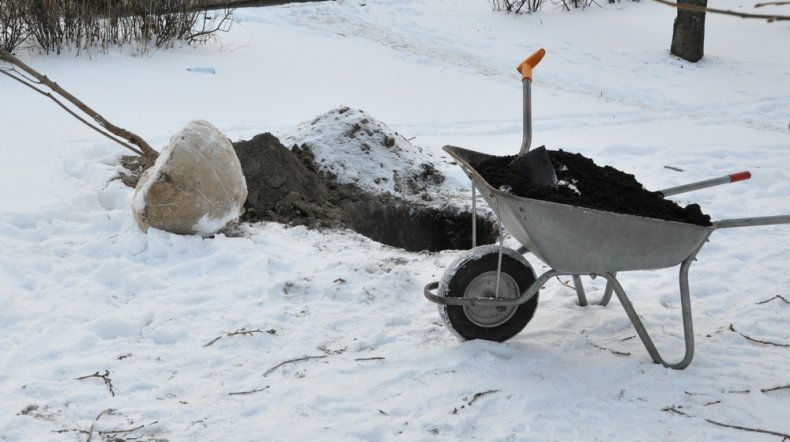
[{"left": 600, "top": 234, "right": 709, "bottom": 370}]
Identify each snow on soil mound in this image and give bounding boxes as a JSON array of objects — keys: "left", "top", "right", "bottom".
[{"left": 285, "top": 107, "right": 445, "bottom": 200}]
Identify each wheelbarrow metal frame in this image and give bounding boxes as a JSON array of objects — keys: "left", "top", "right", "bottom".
[{"left": 425, "top": 239, "right": 706, "bottom": 370}]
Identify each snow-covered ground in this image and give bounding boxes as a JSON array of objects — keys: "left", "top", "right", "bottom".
[{"left": 2, "top": 1, "right": 789, "bottom": 440}]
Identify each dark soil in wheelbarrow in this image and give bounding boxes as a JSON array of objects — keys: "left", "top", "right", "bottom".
[{"left": 474, "top": 149, "right": 712, "bottom": 226}]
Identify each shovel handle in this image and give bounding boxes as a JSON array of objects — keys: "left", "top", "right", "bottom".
[{"left": 517, "top": 48, "right": 546, "bottom": 81}]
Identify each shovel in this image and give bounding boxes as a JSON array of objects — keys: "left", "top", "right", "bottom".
[{"left": 508, "top": 48, "right": 558, "bottom": 186}]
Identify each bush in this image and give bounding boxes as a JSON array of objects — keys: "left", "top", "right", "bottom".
[
  {"left": 0, "top": 0, "right": 26, "bottom": 51},
  {"left": 489, "top": 0, "right": 544, "bottom": 14},
  {"left": 0, "top": 0, "right": 234, "bottom": 54},
  {"left": 489, "top": 0, "right": 635, "bottom": 14}
]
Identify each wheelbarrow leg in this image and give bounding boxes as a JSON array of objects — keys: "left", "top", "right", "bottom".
[
  {"left": 572, "top": 274, "right": 614, "bottom": 307},
  {"left": 600, "top": 255, "right": 697, "bottom": 370},
  {"left": 600, "top": 274, "right": 616, "bottom": 306},
  {"left": 572, "top": 275, "right": 589, "bottom": 306}
]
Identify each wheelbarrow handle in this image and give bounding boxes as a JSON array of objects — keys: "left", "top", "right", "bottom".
[
  {"left": 714, "top": 215, "right": 790, "bottom": 229},
  {"left": 659, "top": 171, "right": 751, "bottom": 197}
]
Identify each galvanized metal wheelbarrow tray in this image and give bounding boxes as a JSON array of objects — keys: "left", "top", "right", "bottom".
[{"left": 423, "top": 49, "right": 790, "bottom": 370}]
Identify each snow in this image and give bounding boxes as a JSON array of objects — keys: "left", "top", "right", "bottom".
[
  {"left": 284, "top": 106, "right": 449, "bottom": 200},
  {"left": 1, "top": 1, "right": 789, "bottom": 440}
]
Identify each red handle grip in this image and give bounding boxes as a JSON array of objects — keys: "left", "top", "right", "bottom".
[{"left": 729, "top": 171, "right": 751, "bottom": 182}]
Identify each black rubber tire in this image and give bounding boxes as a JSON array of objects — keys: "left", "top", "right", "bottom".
[{"left": 441, "top": 248, "right": 539, "bottom": 342}]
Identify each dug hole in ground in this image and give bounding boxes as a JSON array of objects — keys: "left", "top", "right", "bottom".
[{"left": 1, "top": 1, "right": 789, "bottom": 441}]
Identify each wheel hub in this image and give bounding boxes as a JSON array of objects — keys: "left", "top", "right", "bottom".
[{"left": 462, "top": 271, "right": 519, "bottom": 327}]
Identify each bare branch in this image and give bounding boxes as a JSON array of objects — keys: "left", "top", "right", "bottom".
[
  {"left": 0, "top": 68, "right": 146, "bottom": 157},
  {"left": 0, "top": 48, "right": 158, "bottom": 162},
  {"left": 75, "top": 370, "right": 115, "bottom": 397},
  {"left": 467, "top": 389, "right": 500, "bottom": 406},
  {"left": 729, "top": 324, "right": 790, "bottom": 348},
  {"left": 662, "top": 405, "right": 693, "bottom": 417},
  {"left": 86, "top": 409, "right": 116, "bottom": 442},
  {"left": 761, "top": 384, "right": 790, "bottom": 393},
  {"left": 556, "top": 277, "right": 576, "bottom": 290},
  {"left": 652, "top": 0, "right": 790, "bottom": 21},
  {"left": 203, "top": 336, "right": 223, "bottom": 347},
  {"left": 204, "top": 327, "right": 275, "bottom": 347},
  {"left": 582, "top": 331, "right": 631, "bottom": 356},
  {"left": 588, "top": 340, "right": 632, "bottom": 357},
  {"left": 263, "top": 355, "right": 328, "bottom": 377},
  {"left": 756, "top": 294, "right": 789, "bottom": 305},
  {"left": 99, "top": 421, "right": 159, "bottom": 437},
  {"left": 228, "top": 386, "right": 270, "bottom": 396},
  {"left": 755, "top": 1, "right": 790, "bottom": 6},
  {"left": 228, "top": 328, "right": 264, "bottom": 337},
  {"left": 704, "top": 418, "right": 790, "bottom": 439}
]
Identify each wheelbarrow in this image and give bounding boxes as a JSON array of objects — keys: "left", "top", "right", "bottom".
[{"left": 423, "top": 49, "right": 790, "bottom": 370}]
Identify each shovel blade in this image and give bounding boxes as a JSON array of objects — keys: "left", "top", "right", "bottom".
[{"left": 509, "top": 145, "right": 558, "bottom": 186}]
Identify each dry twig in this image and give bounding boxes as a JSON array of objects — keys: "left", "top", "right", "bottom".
[
  {"left": 467, "top": 389, "right": 500, "bottom": 406},
  {"left": 263, "top": 355, "right": 328, "bottom": 377},
  {"left": 86, "top": 409, "right": 116, "bottom": 442},
  {"left": 582, "top": 331, "right": 631, "bottom": 357},
  {"left": 228, "top": 386, "right": 270, "bottom": 396},
  {"left": 204, "top": 327, "right": 275, "bottom": 347},
  {"left": 228, "top": 328, "right": 265, "bottom": 337},
  {"left": 556, "top": 277, "right": 575, "bottom": 290},
  {"left": 663, "top": 405, "right": 790, "bottom": 438},
  {"left": 75, "top": 370, "right": 115, "bottom": 397},
  {"left": 662, "top": 405, "right": 692, "bottom": 417},
  {"left": 755, "top": 1, "right": 790, "bottom": 6},
  {"left": 756, "top": 294, "right": 789, "bottom": 305},
  {"left": 98, "top": 421, "right": 159, "bottom": 438},
  {"left": 761, "top": 384, "right": 790, "bottom": 394},
  {"left": 203, "top": 336, "right": 223, "bottom": 347},
  {"left": 588, "top": 340, "right": 631, "bottom": 357},
  {"left": 704, "top": 418, "right": 790, "bottom": 439},
  {"left": 729, "top": 324, "right": 790, "bottom": 348}
]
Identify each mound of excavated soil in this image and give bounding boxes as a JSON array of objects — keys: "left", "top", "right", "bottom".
[
  {"left": 284, "top": 106, "right": 445, "bottom": 201},
  {"left": 475, "top": 149, "right": 711, "bottom": 226},
  {"left": 233, "top": 133, "right": 497, "bottom": 251}
]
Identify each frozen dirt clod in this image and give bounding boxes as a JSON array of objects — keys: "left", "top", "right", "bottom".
[
  {"left": 475, "top": 149, "right": 712, "bottom": 226},
  {"left": 232, "top": 132, "right": 496, "bottom": 252}
]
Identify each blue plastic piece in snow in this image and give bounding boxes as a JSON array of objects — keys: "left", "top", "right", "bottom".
[{"left": 187, "top": 67, "right": 216, "bottom": 74}]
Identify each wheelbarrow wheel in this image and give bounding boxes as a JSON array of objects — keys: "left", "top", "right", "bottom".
[{"left": 439, "top": 245, "right": 539, "bottom": 342}]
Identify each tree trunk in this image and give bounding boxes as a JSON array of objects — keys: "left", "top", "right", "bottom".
[
  {"left": 671, "top": 0, "right": 707, "bottom": 62},
  {"left": 0, "top": 48, "right": 159, "bottom": 163}
]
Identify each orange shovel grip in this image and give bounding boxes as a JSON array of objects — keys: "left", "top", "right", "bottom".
[{"left": 517, "top": 48, "right": 546, "bottom": 81}]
